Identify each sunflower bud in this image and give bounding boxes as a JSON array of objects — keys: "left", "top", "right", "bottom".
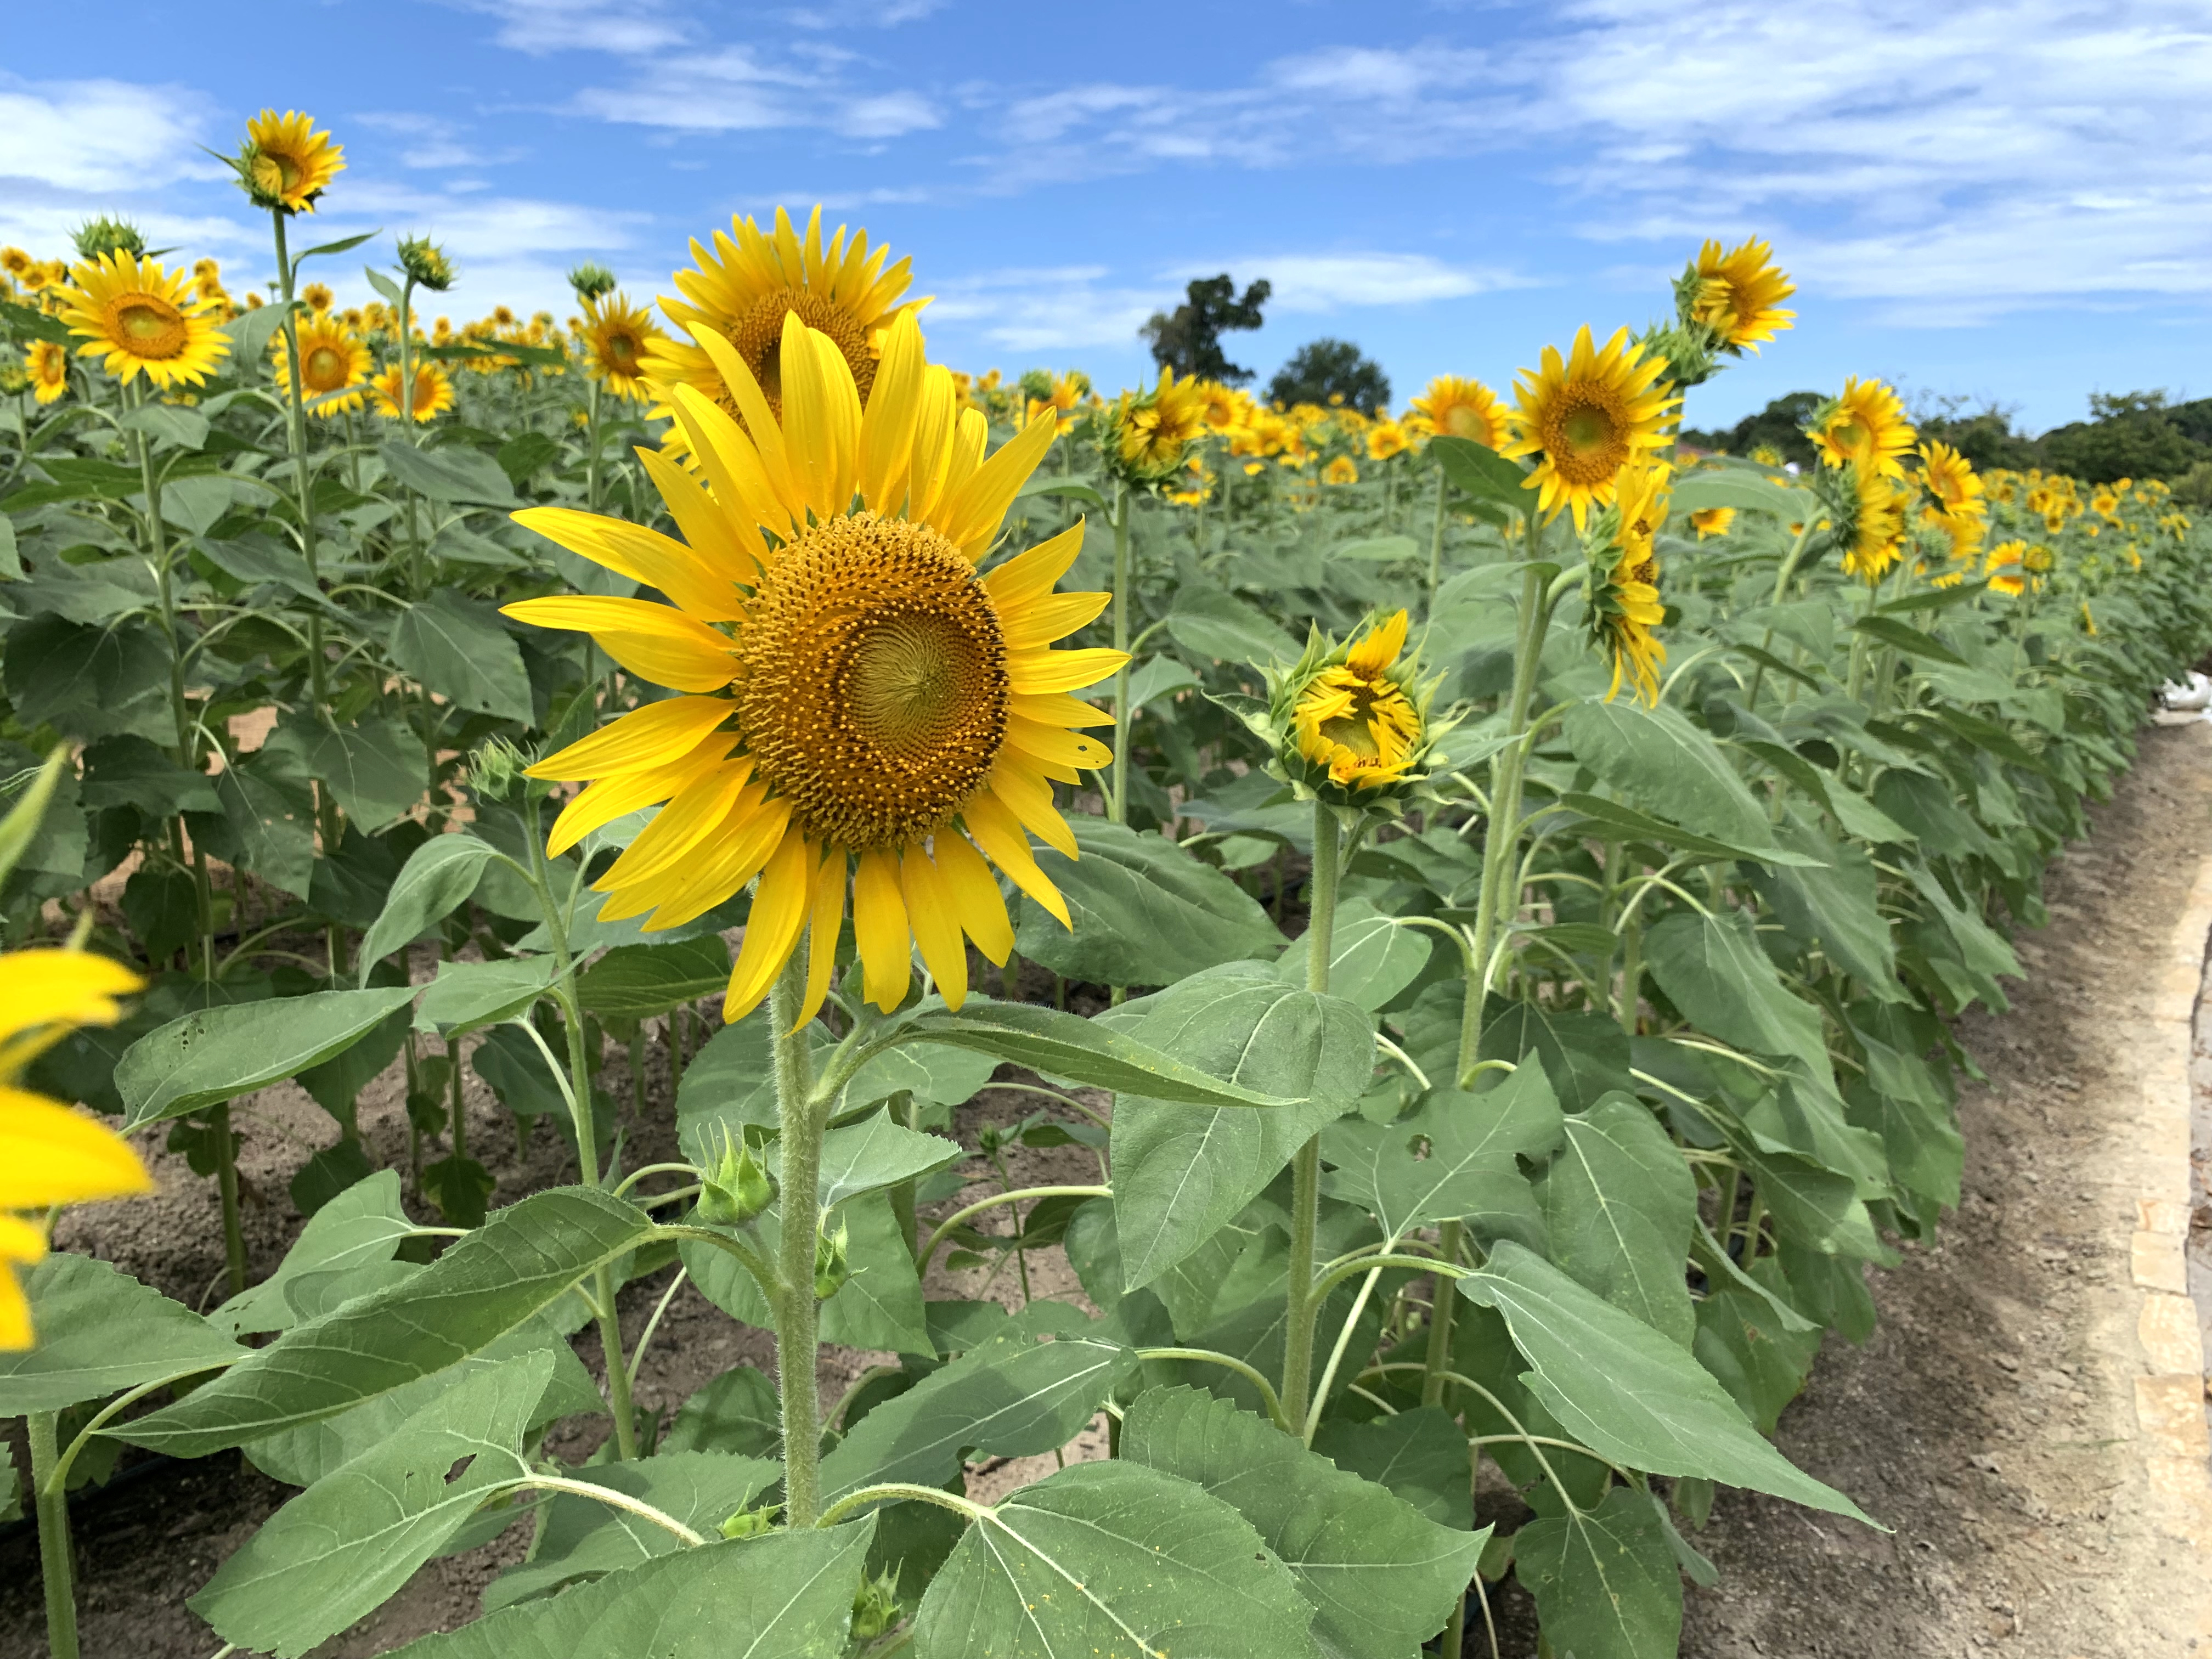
[
  {"left": 567, "top": 262, "right": 617, "bottom": 303},
  {"left": 1635, "top": 318, "right": 1720, "bottom": 392},
  {"left": 718, "top": 1500, "right": 782, "bottom": 1540},
  {"left": 1101, "top": 369, "right": 1209, "bottom": 489},
  {"left": 397, "top": 235, "right": 456, "bottom": 292},
  {"left": 1246, "top": 610, "right": 1452, "bottom": 816},
  {"left": 850, "top": 1570, "right": 901, "bottom": 1641},
  {"left": 814, "top": 1218, "right": 851, "bottom": 1301},
  {"left": 696, "top": 1128, "right": 775, "bottom": 1228},
  {"left": 71, "top": 216, "right": 145, "bottom": 261},
  {"left": 466, "top": 736, "right": 528, "bottom": 804}
]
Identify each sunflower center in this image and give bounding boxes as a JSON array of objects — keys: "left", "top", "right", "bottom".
[
  {"left": 1318, "top": 694, "right": 1384, "bottom": 759},
  {"left": 305, "top": 345, "right": 344, "bottom": 390},
  {"left": 1442, "top": 405, "right": 1491, "bottom": 442},
  {"left": 116, "top": 298, "right": 186, "bottom": 358},
  {"left": 735, "top": 511, "right": 1008, "bottom": 850},
  {"left": 1544, "top": 391, "right": 1627, "bottom": 486},
  {"left": 607, "top": 330, "right": 637, "bottom": 367},
  {"left": 732, "top": 287, "right": 875, "bottom": 419}
]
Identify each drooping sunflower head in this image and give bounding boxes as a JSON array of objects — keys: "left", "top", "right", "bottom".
[
  {"left": 644, "top": 205, "right": 925, "bottom": 453},
  {"left": 505, "top": 309, "right": 1125, "bottom": 1023},
  {"left": 1588, "top": 459, "right": 1671, "bottom": 705},
  {"left": 1503, "top": 326, "right": 1680, "bottom": 531},
  {"left": 273, "top": 317, "right": 371, "bottom": 416},
  {"left": 1840, "top": 460, "right": 1908, "bottom": 583},
  {"left": 238, "top": 110, "right": 344, "bottom": 214},
  {"left": 371, "top": 360, "right": 455, "bottom": 423},
  {"left": 58, "top": 253, "right": 229, "bottom": 390},
  {"left": 1682, "top": 237, "right": 1797, "bottom": 353},
  {"left": 1412, "top": 375, "right": 1506, "bottom": 448},
  {"left": 26, "top": 340, "right": 69, "bottom": 405},
  {"left": 1811, "top": 378, "right": 1914, "bottom": 478},
  {"left": 1689, "top": 505, "right": 1735, "bottom": 539},
  {"left": 1106, "top": 369, "right": 1211, "bottom": 486},
  {"left": 1268, "top": 609, "right": 1447, "bottom": 809},
  {"left": 580, "top": 290, "right": 665, "bottom": 402}
]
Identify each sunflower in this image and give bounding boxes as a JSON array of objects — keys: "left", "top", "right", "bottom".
[
  {"left": 1503, "top": 326, "right": 1679, "bottom": 531},
  {"left": 1197, "top": 380, "right": 1243, "bottom": 433},
  {"left": 0, "top": 247, "right": 28, "bottom": 280},
  {"left": 642, "top": 205, "right": 925, "bottom": 450},
  {"left": 580, "top": 290, "right": 664, "bottom": 403},
  {"left": 273, "top": 317, "right": 371, "bottom": 416},
  {"left": 1841, "top": 461, "right": 1908, "bottom": 582},
  {"left": 1918, "top": 441, "right": 1985, "bottom": 521},
  {"left": 1984, "top": 539, "right": 2028, "bottom": 597},
  {"left": 26, "top": 340, "right": 70, "bottom": 405},
  {"left": 371, "top": 360, "right": 455, "bottom": 423},
  {"left": 1323, "top": 455, "right": 1361, "bottom": 486},
  {"left": 1591, "top": 460, "right": 1671, "bottom": 704},
  {"left": 506, "top": 311, "right": 1124, "bottom": 1022},
  {"left": 1685, "top": 237, "right": 1796, "bottom": 351},
  {"left": 243, "top": 109, "right": 344, "bottom": 213},
  {"left": 1410, "top": 375, "right": 1505, "bottom": 447},
  {"left": 1109, "top": 370, "right": 1210, "bottom": 483},
  {"left": 1366, "top": 420, "right": 1410, "bottom": 462},
  {"left": 1812, "top": 379, "right": 1914, "bottom": 478},
  {"left": 1689, "top": 506, "right": 1735, "bottom": 539},
  {"left": 1289, "top": 611, "right": 1426, "bottom": 794},
  {"left": 2, "top": 947, "right": 151, "bottom": 1347},
  {"left": 58, "top": 252, "right": 229, "bottom": 389}
]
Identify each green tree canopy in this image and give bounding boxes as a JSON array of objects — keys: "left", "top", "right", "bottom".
[{"left": 1267, "top": 338, "right": 1391, "bottom": 414}]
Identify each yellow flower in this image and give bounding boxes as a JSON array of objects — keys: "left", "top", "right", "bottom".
[
  {"left": 244, "top": 109, "right": 344, "bottom": 213},
  {"left": 1812, "top": 378, "right": 1914, "bottom": 478},
  {"left": 1504, "top": 326, "right": 1679, "bottom": 531},
  {"left": 371, "top": 360, "right": 455, "bottom": 423},
  {"left": 2, "top": 948, "right": 151, "bottom": 1348},
  {"left": 58, "top": 252, "right": 229, "bottom": 390},
  {"left": 273, "top": 316, "right": 371, "bottom": 416},
  {"left": 643, "top": 205, "right": 924, "bottom": 449},
  {"left": 1592, "top": 461, "right": 1671, "bottom": 704},
  {"left": 1323, "top": 454, "right": 1361, "bottom": 486},
  {"left": 580, "top": 290, "right": 664, "bottom": 403},
  {"left": 1412, "top": 375, "right": 1506, "bottom": 447},
  {"left": 1197, "top": 380, "right": 1244, "bottom": 432},
  {"left": 1686, "top": 237, "right": 1796, "bottom": 351},
  {"left": 1841, "top": 461, "right": 1908, "bottom": 582},
  {"left": 1748, "top": 442, "right": 1784, "bottom": 467},
  {"left": 26, "top": 340, "right": 69, "bottom": 405},
  {"left": 302, "top": 281, "right": 334, "bottom": 313},
  {"left": 506, "top": 310, "right": 1125, "bottom": 1021},
  {"left": 0, "top": 247, "right": 29, "bottom": 280},
  {"left": 1984, "top": 539, "right": 2028, "bottom": 597},
  {"left": 1292, "top": 611, "right": 1426, "bottom": 793},
  {"left": 1918, "top": 441, "right": 1986, "bottom": 521},
  {"left": 1110, "top": 369, "right": 1210, "bottom": 482},
  {"left": 1365, "top": 420, "right": 1409, "bottom": 462},
  {"left": 1689, "top": 506, "right": 1735, "bottom": 539}
]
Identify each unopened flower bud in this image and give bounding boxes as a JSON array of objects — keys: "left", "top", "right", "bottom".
[
  {"left": 397, "top": 235, "right": 455, "bottom": 292},
  {"left": 814, "top": 1218, "right": 851, "bottom": 1301},
  {"left": 849, "top": 1568, "right": 900, "bottom": 1640},
  {"left": 696, "top": 1128, "right": 774, "bottom": 1228},
  {"left": 566, "top": 262, "right": 617, "bottom": 302},
  {"left": 72, "top": 216, "right": 146, "bottom": 261},
  {"left": 719, "top": 1500, "right": 781, "bottom": 1540},
  {"left": 467, "top": 736, "right": 527, "bottom": 804}
]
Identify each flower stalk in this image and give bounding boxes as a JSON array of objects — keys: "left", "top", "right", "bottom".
[
  {"left": 1279, "top": 801, "right": 1342, "bottom": 1432},
  {"left": 29, "top": 1409, "right": 78, "bottom": 1659},
  {"left": 769, "top": 954, "right": 826, "bottom": 1527}
]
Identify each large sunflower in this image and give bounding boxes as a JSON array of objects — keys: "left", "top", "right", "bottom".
[
  {"left": 244, "top": 109, "right": 344, "bottom": 213},
  {"left": 26, "top": 340, "right": 69, "bottom": 405},
  {"left": 580, "top": 291, "right": 664, "bottom": 403},
  {"left": 273, "top": 317, "right": 371, "bottom": 417},
  {"left": 1503, "top": 327, "right": 1678, "bottom": 531},
  {"left": 1591, "top": 460, "right": 1670, "bottom": 704},
  {"left": 58, "top": 253, "right": 229, "bottom": 389},
  {"left": 372, "top": 360, "right": 455, "bottom": 423},
  {"left": 642, "top": 205, "right": 924, "bottom": 447},
  {"left": 1686, "top": 237, "right": 1796, "bottom": 351},
  {"left": 507, "top": 311, "right": 1124, "bottom": 1022},
  {"left": 2, "top": 947, "right": 150, "bottom": 1347},
  {"left": 1411, "top": 375, "right": 1505, "bottom": 447},
  {"left": 1812, "top": 378, "right": 1914, "bottom": 478}
]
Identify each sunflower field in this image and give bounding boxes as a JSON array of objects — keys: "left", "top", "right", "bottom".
[{"left": 2, "top": 110, "right": 2208, "bottom": 1659}]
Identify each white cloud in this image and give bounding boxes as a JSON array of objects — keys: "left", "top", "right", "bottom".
[
  {"left": 1218, "top": 253, "right": 1526, "bottom": 312},
  {"left": 924, "top": 266, "right": 1166, "bottom": 353},
  {"left": 0, "top": 77, "right": 218, "bottom": 193}
]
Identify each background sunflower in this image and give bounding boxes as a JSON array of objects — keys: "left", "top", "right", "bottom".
[{"left": 57, "top": 252, "right": 229, "bottom": 389}]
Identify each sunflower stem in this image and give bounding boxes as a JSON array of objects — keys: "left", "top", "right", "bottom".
[
  {"left": 213, "top": 1100, "right": 246, "bottom": 1298},
  {"left": 29, "top": 1409, "right": 78, "bottom": 1659},
  {"left": 769, "top": 953, "right": 826, "bottom": 1527},
  {"left": 1108, "top": 481, "right": 1133, "bottom": 825},
  {"left": 1279, "top": 802, "right": 1342, "bottom": 1434},
  {"left": 1426, "top": 461, "right": 1449, "bottom": 611},
  {"left": 585, "top": 376, "right": 604, "bottom": 515}
]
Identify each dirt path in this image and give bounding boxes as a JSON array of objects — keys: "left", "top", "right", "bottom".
[{"left": 1681, "top": 720, "right": 2212, "bottom": 1658}]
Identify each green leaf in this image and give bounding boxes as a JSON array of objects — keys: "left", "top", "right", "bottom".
[
  {"left": 1013, "top": 816, "right": 1285, "bottom": 988},
  {"left": 840, "top": 1032, "right": 998, "bottom": 1117},
  {"left": 684, "top": 1191, "right": 932, "bottom": 1353},
  {"left": 3, "top": 615, "right": 168, "bottom": 740},
  {"left": 1515, "top": 1484, "right": 1684, "bottom": 1659},
  {"left": 1554, "top": 791, "right": 1818, "bottom": 867},
  {"left": 1016, "top": 476, "right": 1108, "bottom": 507},
  {"left": 358, "top": 832, "right": 501, "bottom": 974},
  {"left": 806, "top": 1113, "right": 965, "bottom": 1210},
  {"left": 1311, "top": 1407, "right": 1474, "bottom": 1530},
  {"left": 1321, "top": 1066, "right": 1561, "bottom": 1244},
  {"left": 1165, "top": 582, "right": 1304, "bottom": 665},
  {"left": 211, "top": 1169, "right": 415, "bottom": 1336},
  {"left": 1290, "top": 896, "right": 1432, "bottom": 1011},
  {"left": 1536, "top": 1094, "right": 1699, "bottom": 1346},
  {"left": 188, "top": 1353, "right": 554, "bottom": 1658},
  {"left": 912, "top": 1460, "right": 1320, "bottom": 1659},
  {"left": 219, "top": 299, "right": 295, "bottom": 369},
  {"left": 379, "top": 438, "right": 519, "bottom": 507},
  {"left": 1669, "top": 469, "right": 1805, "bottom": 518},
  {"left": 1110, "top": 965, "right": 1377, "bottom": 1289},
  {"left": 117, "top": 986, "right": 420, "bottom": 1128},
  {"left": 78, "top": 735, "right": 220, "bottom": 815},
  {"left": 1850, "top": 614, "right": 1966, "bottom": 665},
  {"left": 0, "top": 1253, "right": 245, "bottom": 1415},
  {"left": 204, "top": 760, "right": 317, "bottom": 898},
  {"left": 1456, "top": 1242, "right": 1871, "bottom": 1520},
  {"left": 1121, "top": 1386, "right": 1486, "bottom": 1659},
  {"left": 819, "top": 1324, "right": 1135, "bottom": 1502},
  {"left": 1750, "top": 812, "right": 1901, "bottom": 996},
  {"left": 1641, "top": 910, "right": 1830, "bottom": 1087},
  {"left": 116, "top": 1186, "right": 657, "bottom": 1457},
  {"left": 414, "top": 956, "right": 560, "bottom": 1038},
  {"left": 576, "top": 936, "right": 731, "bottom": 1018},
  {"left": 1474, "top": 992, "right": 1633, "bottom": 1113},
  {"left": 662, "top": 1364, "right": 782, "bottom": 1459},
  {"left": 266, "top": 713, "right": 427, "bottom": 830},
  {"left": 1694, "top": 1278, "right": 1821, "bottom": 1436},
  {"left": 1740, "top": 1143, "right": 1887, "bottom": 1260},
  {"left": 1333, "top": 533, "right": 1421, "bottom": 562},
  {"left": 1562, "top": 698, "right": 1778, "bottom": 854},
  {"left": 1427, "top": 436, "right": 1530, "bottom": 509},
  {"left": 388, "top": 589, "right": 534, "bottom": 724},
  {"left": 1125, "top": 653, "right": 1200, "bottom": 712}
]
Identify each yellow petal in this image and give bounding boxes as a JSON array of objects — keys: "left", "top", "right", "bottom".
[
  {"left": 853, "top": 848, "right": 912, "bottom": 1013},
  {"left": 987, "top": 760, "right": 1079, "bottom": 858},
  {"left": 859, "top": 309, "right": 924, "bottom": 514},
  {"left": 691, "top": 326, "right": 804, "bottom": 524},
  {"left": 636, "top": 445, "right": 766, "bottom": 589},
  {"left": 1003, "top": 716, "right": 1111, "bottom": 777},
  {"left": 905, "top": 364, "right": 960, "bottom": 524},
  {"left": 545, "top": 744, "right": 738, "bottom": 859},
  {"left": 900, "top": 845, "right": 968, "bottom": 1009},
  {"left": 723, "top": 832, "right": 815, "bottom": 1021},
  {"left": 1007, "top": 646, "right": 1127, "bottom": 695},
  {"left": 1001, "top": 589, "right": 1111, "bottom": 650},
  {"left": 528, "top": 695, "right": 733, "bottom": 782},
  {"left": 599, "top": 764, "right": 758, "bottom": 890},
  {"left": 502, "top": 596, "right": 737, "bottom": 693},
  {"left": 932, "top": 831, "right": 1013, "bottom": 964},
  {"left": 511, "top": 507, "right": 746, "bottom": 623},
  {"left": 0, "top": 951, "right": 142, "bottom": 1054},
  {"left": 776, "top": 314, "right": 860, "bottom": 523},
  {"left": 982, "top": 521, "right": 1085, "bottom": 611},
  {"left": 936, "top": 396, "right": 1057, "bottom": 556},
  {"left": 961, "top": 791, "right": 1070, "bottom": 928},
  {"left": 0, "top": 1088, "right": 153, "bottom": 1209},
  {"left": 642, "top": 796, "right": 793, "bottom": 931},
  {"left": 798, "top": 847, "right": 848, "bottom": 1030},
  {"left": 1009, "top": 691, "right": 1114, "bottom": 730},
  {"left": 668, "top": 382, "right": 795, "bottom": 546}
]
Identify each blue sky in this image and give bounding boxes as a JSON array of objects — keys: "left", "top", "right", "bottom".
[{"left": 3, "top": 0, "right": 2207, "bottom": 434}]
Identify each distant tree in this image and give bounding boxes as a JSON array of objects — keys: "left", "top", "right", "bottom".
[
  {"left": 1267, "top": 338, "right": 1390, "bottom": 413},
  {"left": 2041, "top": 390, "right": 2205, "bottom": 484},
  {"left": 1912, "top": 395, "right": 2039, "bottom": 473},
  {"left": 1140, "top": 274, "right": 1272, "bottom": 385},
  {"left": 1680, "top": 390, "right": 1823, "bottom": 468}
]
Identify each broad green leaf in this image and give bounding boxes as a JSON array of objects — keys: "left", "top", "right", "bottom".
[
  {"left": 1850, "top": 613, "right": 1966, "bottom": 665},
  {"left": 4, "top": 614, "right": 168, "bottom": 740},
  {"left": 189, "top": 1352, "right": 553, "bottom": 1658},
  {"left": 1473, "top": 991, "right": 1633, "bottom": 1112},
  {"left": 220, "top": 298, "right": 295, "bottom": 365},
  {"left": 1670, "top": 469, "right": 1805, "bottom": 517},
  {"left": 266, "top": 713, "right": 427, "bottom": 830},
  {"left": 803, "top": 1113, "right": 964, "bottom": 1210},
  {"left": 1125, "top": 653, "right": 1200, "bottom": 711},
  {"left": 204, "top": 760, "right": 317, "bottom": 898},
  {"left": 1750, "top": 812, "right": 1903, "bottom": 998},
  {"left": 483, "top": 1450, "right": 779, "bottom": 1611},
  {"left": 675, "top": 1012, "right": 812, "bottom": 1141},
  {"left": 684, "top": 1190, "right": 931, "bottom": 1353},
  {"left": 357, "top": 832, "right": 500, "bottom": 974},
  {"left": 1515, "top": 1484, "right": 1684, "bottom": 1659},
  {"left": 1311, "top": 1407, "right": 1473, "bottom": 1530},
  {"left": 1321, "top": 1066, "right": 1561, "bottom": 1244},
  {"left": 0, "top": 1254, "right": 245, "bottom": 1415},
  {"left": 1537, "top": 1094, "right": 1699, "bottom": 1346},
  {"left": 414, "top": 955, "right": 560, "bottom": 1037},
  {"left": 1333, "top": 533, "right": 1421, "bottom": 562},
  {"left": 912, "top": 1460, "right": 1319, "bottom": 1659},
  {"left": 1737, "top": 742, "right": 1914, "bottom": 847},
  {"left": 211, "top": 1169, "right": 415, "bottom": 1336},
  {"left": 1122, "top": 1386, "right": 1487, "bottom": 1659},
  {"left": 1554, "top": 791, "right": 1820, "bottom": 867},
  {"left": 1288, "top": 896, "right": 1433, "bottom": 1010},
  {"left": 1456, "top": 1242, "right": 1871, "bottom": 1520},
  {"left": 1164, "top": 582, "right": 1303, "bottom": 664},
  {"left": 1562, "top": 698, "right": 1778, "bottom": 853},
  {"left": 1013, "top": 815, "right": 1285, "bottom": 987},
  {"left": 117, "top": 1186, "right": 657, "bottom": 1456},
  {"left": 117, "top": 986, "right": 420, "bottom": 1128},
  {"left": 1427, "top": 436, "right": 1530, "bottom": 509},
  {"left": 818, "top": 1324, "right": 1135, "bottom": 1502},
  {"left": 1642, "top": 910, "right": 1830, "bottom": 1087},
  {"left": 473, "top": 1022, "right": 568, "bottom": 1119},
  {"left": 387, "top": 1521, "right": 878, "bottom": 1659},
  {"left": 388, "top": 588, "right": 534, "bottom": 724},
  {"left": 1740, "top": 1143, "right": 1887, "bottom": 1261},
  {"left": 78, "top": 735, "right": 220, "bottom": 815},
  {"left": 840, "top": 1033, "right": 998, "bottom": 1116},
  {"left": 661, "top": 1364, "right": 782, "bottom": 1459},
  {"left": 575, "top": 936, "right": 731, "bottom": 1018},
  {"left": 1694, "top": 1280, "right": 1821, "bottom": 1436},
  {"left": 380, "top": 438, "right": 520, "bottom": 506},
  {"left": 1110, "top": 964, "right": 1376, "bottom": 1289}
]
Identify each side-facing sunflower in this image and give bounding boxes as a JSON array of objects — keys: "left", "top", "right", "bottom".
[
  {"left": 372, "top": 359, "right": 456, "bottom": 423},
  {"left": 642, "top": 205, "right": 924, "bottom": 448},
  {"left": 1412, "top": 375, "right": 1506, "bottom": 447},
  {"left": 1322, "top": 455, "right": 1360, "bottom": 486},
  {"left": 1684, "top": 237, "right": 1796, "bottom": 352},
  {"left": 1503, "top": 326, "right": 1679, "bottom": 531},
  {"left": 1812, "top": 378, "right": 1914, "bottom": 478},
  {"left": 580, "top": 291, "right": 665, "bottom": 403},
  {"left": 1589, "top": 460, "right": 1671, "bottom": 703},
  {"left": 1984, "top": 539, "right": 2029, "bottom": 597},
  {"left": 1689, "top": 505, "right": 1735, "bottom": 539},
  {"left": 26, "top": 340, "right": 69, "bottom": 404},
  {"left": 2, "top": 947, "right": 150, "bottom": 1346},
  {"left": 1366, "top": 419, "right": 1410, "bottom": 461},
  {"left": 241, "top": 110, "right": 344, "bottom": 213},
  {"left": 1105, "top": 369, "right": 1210, "bottom": 486},
  {"left": 273, "top": 317, "right": 371, "bottom": 417},
  {"left": 506, "top": 311, "right": 1124, "bottom": 1022},
  {"left": 58, "top": 252, "right": 229, "bottom": 389},
  {"left": 1841, "top": 461, "right": 1908, "bottom": 582},
  {"left": 1918, "top": 441, "right": 1985, "bottom": 521}
]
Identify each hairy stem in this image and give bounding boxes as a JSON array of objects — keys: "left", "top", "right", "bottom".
[
  {"left": 1280, "top": 804, "right": 1342, "bottom": 1432},
  {"left": 770, "top": 955, "right": 825, "bottom": 1527},
  {"left": 29, "top": 1410, "right": 78, "bottom": 1659},
  {"left": 1108, "top": 482, "right": 1132, "bottom": 824}
]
